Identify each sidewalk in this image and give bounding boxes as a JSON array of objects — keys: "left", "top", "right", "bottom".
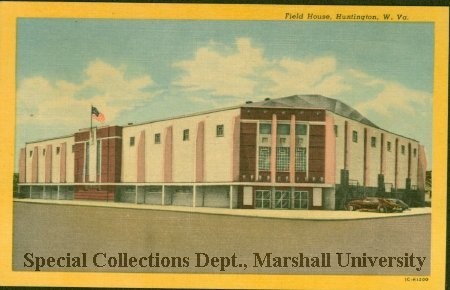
[{"left": 13, "top": 198, "right": 431, "bottom": 220}]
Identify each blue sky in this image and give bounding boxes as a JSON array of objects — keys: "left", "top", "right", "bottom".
[{"left": 16, "top": 19, "right": 434, "bottom": 169}]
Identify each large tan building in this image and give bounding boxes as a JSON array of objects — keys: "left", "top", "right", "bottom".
[{"left": 17, "top": 95, "right": 427, "bottom": 210}]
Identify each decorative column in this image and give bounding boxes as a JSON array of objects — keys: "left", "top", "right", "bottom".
[
  {"left": 270, "top": 114, "right": 277, "bottom": 183},
  {"left": 289, "top": 114, "right": 296, "bottom": 183}
]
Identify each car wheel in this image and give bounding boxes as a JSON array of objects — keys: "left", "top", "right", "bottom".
[
  {"left": 347, "top": 205, "right": 354, "bottom": 211},
  {"left": 378, "top": 206, "right": 386, "bottom": 213}
]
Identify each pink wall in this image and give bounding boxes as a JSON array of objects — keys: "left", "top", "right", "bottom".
[
  {"left": 380, "top": 133, "right": 386, "bottom": 175},
  {"left": 31, "top": 146, "right": 38, "bottom": 183},
  {"left": 19, "top": 148, "right": 26, "bottom": 183},
  {"left": 163, "top": 126, "right": 173, "bottom": 182},
  {"left": 344, "top": 121, "right": 349, "bottom": 170},
  {"left": 417, "top": 145, "right": 427, "bottom": 191},
  {"left": 324, "top": 114, "right": 336, "bottom": 184},
  {"left": 60, "top": 143, "right": 66, "bottom": 183},
  {"left": 363, "top": 128, "right": 369, "bottom": 186},
  {"left": 45, "top": 144, "right": 52, "bottom": 183},
  {"left": 270, "top": 114, "right": 277, "bottom": 183},
  {"left": 289, "top": 114, "right": 296, "bottom": 183},
  {"left": 395, "top": 138, "right": 399, "bottom": 189},
  {"left": 195, "top": 121, "right": 205, "bottom": 182},
  {"left": 232, "top": 115, "right": 240, "bottom": 182},
  {"left": 137, "top": 130, "right": 146, "bottom": 182}
]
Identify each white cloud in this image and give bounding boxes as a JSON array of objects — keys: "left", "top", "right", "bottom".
[
  {"left": 347, "top": 68, "right": 384, "bottom": 86},
  {"left": 265, "top": 57, "right": 351, "bottom": 97},
  {"left": 173, "top": 39, "right": 354, "bottom": 104},
  {"left": 173, "top": 38, "right": 267, "bottom": 97},
  {"left": 354, "top": 76, "right": 431, "bottom": 116},
  {"left": 173, "top": 37, "right": 431, "bottom": 127},
  {"left": 17, "top": 59, "right": 156, "bottom": 127}
]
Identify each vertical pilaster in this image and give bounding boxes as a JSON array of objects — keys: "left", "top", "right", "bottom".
[
  {"left": 195, "top": 121, "right": 205, "bottom": 182},
  {"left": 324, "top": 113, "right": 336, "bottom": 184},
  {"left": 19, "top": 148, "right": 26, "bottom": 183},
  {"left": 395, "top": 138, "right": 399, "bottom": 189},
  {"left": 60, "top": 143, "right": 67, "bottom": 183},
  {"left": 380, "top": 133, "right": 385, "bottom": 175},
  {"left": 232, "top": 116, "right": 241, "bottom": 182},
  {"left": 137, "top": 130, "right": 146, "bottom": 182},
  {"left": 417, "top": 145, "right": 427, "bottom": 191},
  {"left": 344, "top": 121, "right": 349, "bottom": 170},
  {"left": 363, "top": 128, "right": 369, "bottom": 186},
  {"left": 407, "top": 143, "right": 412, "bottom": 178},
  {"left": 31, "top": 146, "right": 38, "bottom": 183},
  {"left": 289, "top": 114, "right": 296, "bottom": 183},
  {"left": 270, "top": 114, "right": 277, "bottom": 183},
  {"left": 163, "top": 126, "right": 173, "bottom": 182}
]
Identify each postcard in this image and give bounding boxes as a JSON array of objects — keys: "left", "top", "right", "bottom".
[{"left": 0, "top": 2, "right": 448, "bottom": 289}]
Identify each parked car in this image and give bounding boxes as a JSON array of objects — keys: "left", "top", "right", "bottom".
[
  {"left": 386, "top": 198, "right": 410, "bottom": 211},
  {"left": 345, "top": 197, "right": 404, "bottom": 213}
]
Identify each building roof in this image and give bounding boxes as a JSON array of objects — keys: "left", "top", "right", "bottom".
[
  {"left": 244, "top": 94, "right": 379, "bottom": 128},
  {"left": 26, "top": 94, "right": 422, "bottom": 145}
]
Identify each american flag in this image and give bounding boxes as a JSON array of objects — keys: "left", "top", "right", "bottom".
[{"left": 91, "top": 106, "right": 105, "bottom": 122}]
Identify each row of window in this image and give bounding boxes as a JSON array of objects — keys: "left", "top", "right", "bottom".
[
  {"left": 258, "top": 146, "right": 307, "bottom": 172},
  {"left": 29, "top": 146, "right": 62, "bottom": 157},
  {"left": 255, "top": 190, "right": 308, "bottom": 209},
  {"left": 334, "top": 126, "right": 418, "bottom": 156},
  {"left": 334, "top": 126, "right": 419, "bottom": 156},
  {"left": 259, "top": 123, "right": 307, "bottom": 135},
  {"left": 128, "top": 124, "right": 225, "bottom": 146}
]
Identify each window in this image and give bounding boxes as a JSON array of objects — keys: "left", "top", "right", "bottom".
[
  {"left": 352, "top": 130, "right": 358, "bottom": 143},
  {"left": 279, "top": 137, "right": 287, "bottom": 145},
  {"left": 255, "top": 190, "right": 271, "bottom": 208},
  {"left": 183, "top": 129, "right": 189, "bottom": 141},
  {"left": 277, "top": 124, "right": 290, "bottom": 135},
  {"left": 154, "top": 133, "right": 161, "bottom": 144},
  {"left": 56, "top": 147, "right": 60, "bottom": 155},
  {"left": 296, "top": 124, "right": 307, "bottom": 135},
  {"left": 216, "top": 124, "right": 224, "bottom": 137},
  {"left": 43, "top": 149, "right": 46, "bottom": 156},
  {"left": 259, "top": 123, "right": 272, "bottom": 134},
  {"left": 413, "top": 148, "right": 417, "bottom": 157},
  {"left": 371, "top": 137, "right": 376, "bottom": 148},
  {"left": 401, "top": 145, "right": 405, "bottom": 155},
  {"left": 293, "top": 191, "right": 308, "bottom": 209},
  {"left": 129, "top": 136, "right": 135, "bottom": 146},
  {"left": 274, "top": 191, "right": 290, "bottom": 208},
  {"left": 295, "top": 147, "right": 307, "bottom": 172},
  {"left": 276, "top": 147, "right": 290, "bottom": 171},
  {"left": 261, "top": 137, "right": 269, "bottom": 144},
  {"left": 258, "top": 147, "right": 271, "bottom": 170},
  {"left": 29, "top": 151, "right": 33, "bottom": 157},
  {"left": 334, "top": 125, "right": 338, "bottom": 137},
  {"left": 387, "top": 141, "right": 391, "bottom": 152}
]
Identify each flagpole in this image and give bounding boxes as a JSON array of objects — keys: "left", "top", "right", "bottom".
[{"left": 90, "top": 104, "right": 93, "bottom": 143}]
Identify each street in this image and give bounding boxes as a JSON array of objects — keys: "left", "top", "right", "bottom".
[{"left": 13, "top": 201, "right": 430, "bottom": 274}]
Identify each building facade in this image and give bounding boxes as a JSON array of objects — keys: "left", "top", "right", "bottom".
[{"left": 17, "top": 95, "right": 427, "bottom": 210}]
